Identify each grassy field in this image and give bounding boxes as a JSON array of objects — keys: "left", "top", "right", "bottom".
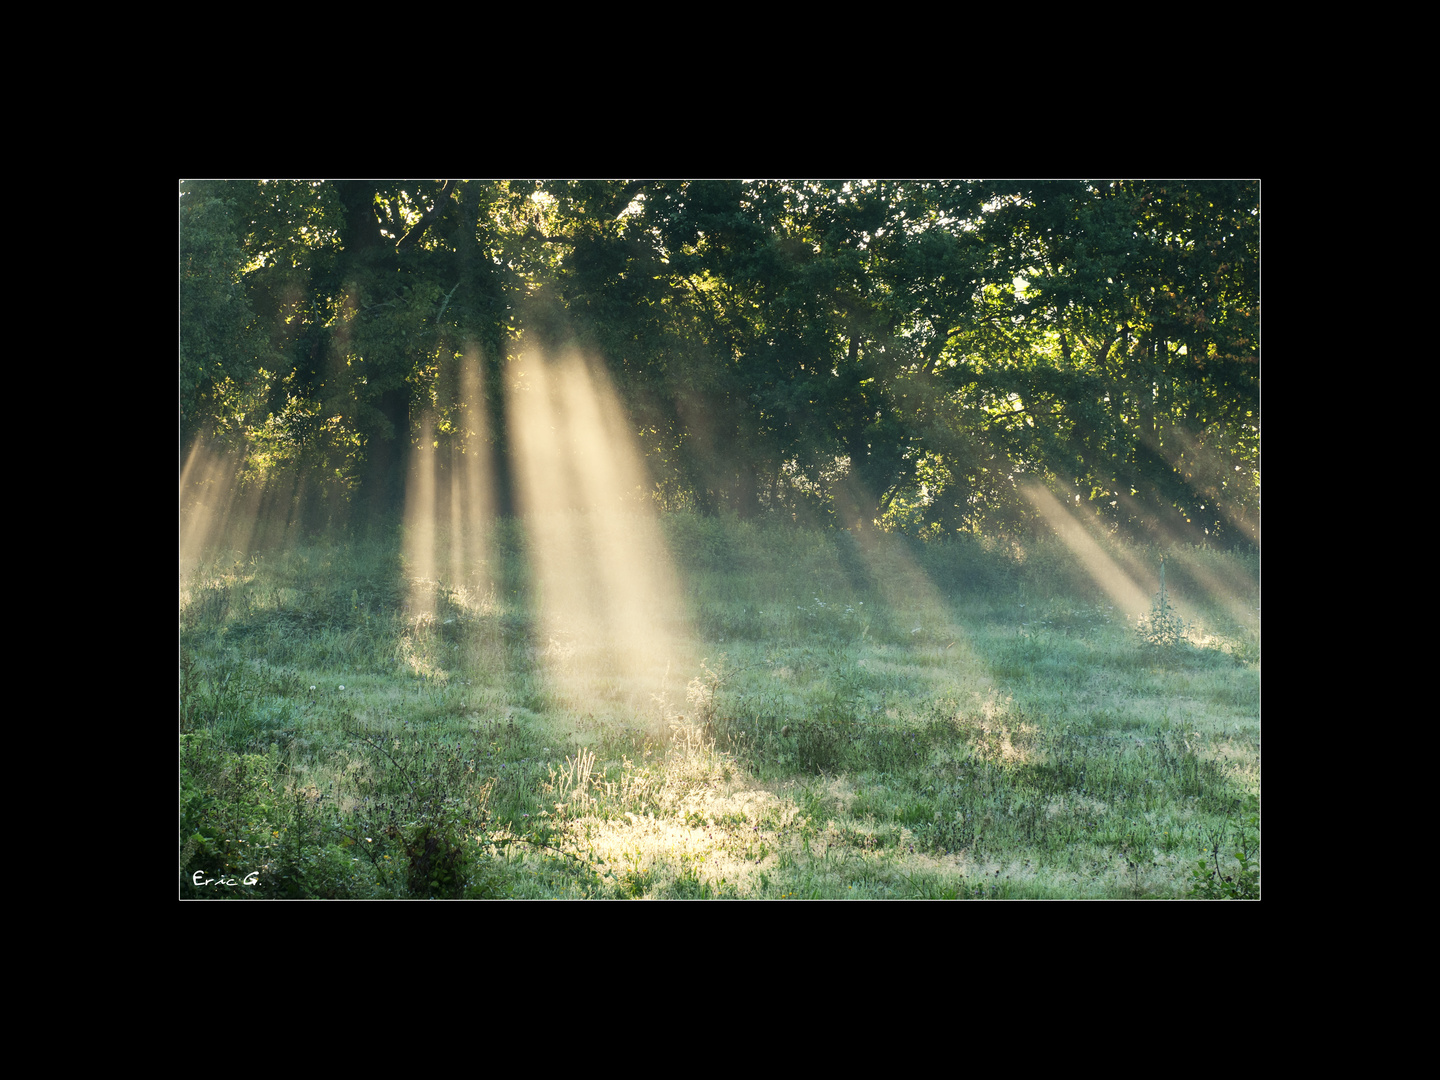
[{"left": 179, "top": 512, "right": 1259, "bottom": 899}]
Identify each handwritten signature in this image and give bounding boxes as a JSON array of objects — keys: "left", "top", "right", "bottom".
[{"left": 191, "top": 871, "right": 260, "bottom": 887}]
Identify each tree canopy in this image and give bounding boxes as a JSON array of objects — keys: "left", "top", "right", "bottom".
[{"left": 179, "top": 179, "right": 1258, "bottom": 544}]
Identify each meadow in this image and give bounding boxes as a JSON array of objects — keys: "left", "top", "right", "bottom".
[{"left": 179, "top": 512, "right": 1259, "bottom": 899}]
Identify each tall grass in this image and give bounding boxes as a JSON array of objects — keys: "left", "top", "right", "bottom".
[{"left": 180, "top": 513, "right": 1258, "bottom": 898}]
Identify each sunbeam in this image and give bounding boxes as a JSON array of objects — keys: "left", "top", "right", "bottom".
[
  {"left": 180, "top": 436, "right": 242, "bottom": 571},
  {"left": 403, "top": 410, "right": 439, "bottom": 616},
  {"left": 508, "top": 348, "right": 695, "bottom": 720},
  {"left": 836, "top": 475, "right": 973, "bottom": 646},
  {"left": 1021, "top": 483, "right": 1152, "bottom": 620},
  {"left": 450, "top": 345, "right": 496, "bottom": 594},
  {"left": 395, "top": 343, "right": 503, "bottom": 633}
]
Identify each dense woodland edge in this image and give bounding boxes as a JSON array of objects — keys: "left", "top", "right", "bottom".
[{"left": 180, "top": 180, "right": 1258, "bottom": 549}]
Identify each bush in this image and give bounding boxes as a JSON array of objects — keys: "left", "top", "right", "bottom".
[{"left": 1187, "top": 804, "right": 1259, "bottom": 900}]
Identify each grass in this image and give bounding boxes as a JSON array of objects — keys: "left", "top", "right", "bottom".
[{"left": 180, "top": 512, "right": 1259, "bottom": 899}]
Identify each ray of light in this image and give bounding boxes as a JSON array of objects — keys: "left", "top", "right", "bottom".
[
  {"left": 825, "top": 473, "right": 998, "bottom": 726},
  {"left": 1021, "top": 483, "right": 1153, "bottom": 620},
  {"left": 403, "top": 411, "right": 439, "bottom": 617},
  {"left": 1150, "top": 529, "right": 1259, "bottom": 635},
  {"left": 180, "top": 436, "right": 283, "bottom": 570},
  {"left": 450, "top": 345, "right": 496, "bottom": 596},
  {"left": 399, "top": 346, "right": 500, "bottom": 646},
  {"left": 182, "top": 421, "right": 341, "bottom": 584},
  {"left": 180, "top": 436, "right": 243, "bottom": 571},
  {"left": 1152, "top": 422, "right": 1259, "bottom": 547},
  {"left": 1019, "top": 482, "right": 1257, "bottom": 654},
  {"left": 508, "top": 348, "right": 695, "bottom": 721},
  {"left": 833, "top": 474, "right": 958, "bottom": 636}
]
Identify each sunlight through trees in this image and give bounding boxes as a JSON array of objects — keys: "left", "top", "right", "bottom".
[{"left": 181, "top": 179, "right": 1258, "bottom": 560}]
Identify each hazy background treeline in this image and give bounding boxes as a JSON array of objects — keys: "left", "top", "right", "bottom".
[{"left": 179, "top": 180, "right": 1257, "bottom": 547}]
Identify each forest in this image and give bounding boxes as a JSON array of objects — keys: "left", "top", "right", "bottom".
[
  {"left": 180, "top": 180, "right": 1258, "bottom": 545},
  {"left": 179, "top": 180, "right": 1259, "bottom": 900}
]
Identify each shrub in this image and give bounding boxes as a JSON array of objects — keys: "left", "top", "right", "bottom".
[
  {"left": 1187, "top": 804, "right": 1259, "bottom": 900},
  {"left": 1137, "top": 558, "right": 1189, "bottom": 650}
]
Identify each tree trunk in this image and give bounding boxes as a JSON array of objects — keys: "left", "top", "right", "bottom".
[{"left": 332, "top": 181, "right": 411, "bottom": 521}]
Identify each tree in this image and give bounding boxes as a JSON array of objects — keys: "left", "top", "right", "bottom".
[
  {"left": 537, "top": 180, "right": 998, "bottom": 528},
  {"left": 179, "top": 185, "right": 267, "bottom": 451},
  {"left": 962, "top": 180, "right": 1259, "bottom": 542},
  {"left": 181, "top": 180, "right": 539, "bottom": 525},
  {"left": 180, "top": 179, "right": 1258, "bottom": 545}
]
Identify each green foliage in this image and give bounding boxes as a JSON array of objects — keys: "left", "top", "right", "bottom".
[
  {"left": 180, "top": 733, "right": 284, "bottom": 898},
  {"left": 180, "top": 189, "right": 266, "bottom": 447},
  {"left": 181, "top": 721, "right": 507, "bottom": 899},
  {"left": 393, "top": 821, "right": 473, "bottom": 899},
  {"left": 1136, "top": 559, "right": 1189, "bottom": 650},
  {"left": 181, "top": 180, "right": 1258, "bottom": 541},
  {"left": 340, "top": 724, "right": 500, "bottom": 899},
  {"left": 1187, "top": 803, "right": 1260, "bottom": 900}
]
